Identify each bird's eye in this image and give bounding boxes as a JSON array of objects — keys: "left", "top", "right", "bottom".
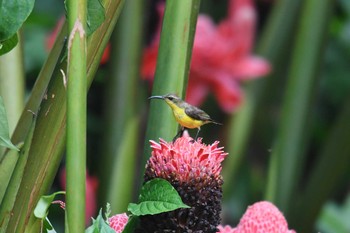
[{"left": 168, "top": 96, "right": 174, "bottom": 100}]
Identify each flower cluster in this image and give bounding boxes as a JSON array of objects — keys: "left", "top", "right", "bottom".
[
  {"left": 147, "top": 135, "right": 227, "bottom": 183},
  {"left": 109, "top": 201, "right": 296, "bottom": 233},
  {"left": 108, "top": 135, "right": 295, "bottom": 233},
  {"left": 136, "top": 133, "right": 227, "bottom": 232}
]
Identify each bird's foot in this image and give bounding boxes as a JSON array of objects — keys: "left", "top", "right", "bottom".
[{"left": 172, "top": 128, "right": 185, "bottom": 143}]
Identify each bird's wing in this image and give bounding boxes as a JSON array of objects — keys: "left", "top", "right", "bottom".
[{"left": 184, "top": 105, "right": 212, "bottom": 121}]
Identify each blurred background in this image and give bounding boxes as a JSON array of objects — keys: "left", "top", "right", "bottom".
[{"left": 1, "top": 0, "right": 350, "bottom": 232}]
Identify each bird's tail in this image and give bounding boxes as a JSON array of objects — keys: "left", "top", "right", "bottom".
[{"left": 210, "top": 119, "right": 222, "bottom": 125}]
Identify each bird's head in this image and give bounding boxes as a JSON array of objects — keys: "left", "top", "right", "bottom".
[{"left": 149, "top": 93, "right": 183, "bottom": 106}]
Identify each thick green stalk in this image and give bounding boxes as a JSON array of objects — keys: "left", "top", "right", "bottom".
[
  {"left": 0, "top": 116, "right": 35, "bottom": 232},
  {"left": 0, "top": 23, "right": 67, "bottom": 207},
  {"left": 265, "top": 0, "right": 334, "bottom": 214},
  {"left": 66, "top": 0, "right": 87, "bottom": 231},
  {"left": 0, "top": 38, "right": 24, "bottom": 135},
  {"left": 223, "top": 0, "right": 302, "bottom": 196},
  {"left": 0, "top": 35, "right": 25, "bottom": 159},
  {"left": 106, "top": 116, "right": 139, "bottom": 213},
  {"left": 143, "top": 0, "right": 201, "bottom": 163},
  {"left": 100, "top": 0, "right": 144, "bottom": 211},
  {"left": 294, "top": 94, "right": 350, "bottom": 232},
  {"left": 0, "top": 37, "right": 25, "bottom": 196},
  {"left": 2, "top": 0, "right": 125, "bottom": 231}
]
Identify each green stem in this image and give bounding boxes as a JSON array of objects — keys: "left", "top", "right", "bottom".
[
  {"left": 100, "top": 0, "right": 144, "bottom": 212},
  {"left": 0, "top": 35, "right": 24, "bottom": 168},
  {"left": 0, "top": 23, "right": 68, "bottom": 230},
  {"left": 143, "top": 0, "right": 201, "bottom": 165},
  {"left": 0, "top": 116, "right": 35, "bottom": 231},
  {"left": 265, "top": 0, "right": 334, "bottom": 214},
  {"left": 294, "top": 94, "right": 350, "bottom": 232},
  {"left": 223, "top": 0, "right": 303, "bottom": 197},
  {"left": 0, "top": 36, "right": 24, "bottom": 135},
  {"left": 66, "top": 0, "right": 87, "bottom": 231}
]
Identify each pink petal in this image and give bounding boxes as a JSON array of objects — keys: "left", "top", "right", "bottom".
[
  {"left": 141, "top": 45, "right": 158, "bottom": 80},
  {"left": 193, "top": 15, "right": 216, "bottom": 52},
  {"left": 213, "top": 73, "right": 243, "bottom": 113},
  {"left": 227, "top": 56, "right": 271, "bottom": 80},
  {"left": 186, "top": 76, "right": 210, "bottom": 106}
]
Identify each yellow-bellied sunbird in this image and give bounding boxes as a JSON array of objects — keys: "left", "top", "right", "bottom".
[{"left": 149, "top": 94, "right": 222, "bottom": 141}]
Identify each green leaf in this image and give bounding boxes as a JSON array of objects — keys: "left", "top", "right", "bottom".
[
  {"left": 33, "top": 191, "right": 66, "bottom": 219},
  {"left": 317, "top": 195, "right": 350, "bottom": 233},
  {"left": 0, "top": 96, "right": 19, "bottom": 151},
  {"left": 85, "top": 209, "right": 115, "bottom": 233},
  {"left": 0, "top": 0, "right": 35, "bottom": 41},
  {"left": 122, "top": 215, "right": 139, "bottom": 233},
  {"left": 127, "top": 178, "right": 190, "bottom": 216},
  {"left": 0, "top": 33, "right": 18, "bottom": 56},
  {"left": 87, "top": 0, "right": 105, "bottom": 36}
]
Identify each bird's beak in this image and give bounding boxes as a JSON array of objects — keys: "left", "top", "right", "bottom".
[{"left": 148, "top": 95, "right": 164, "bottom": 100}]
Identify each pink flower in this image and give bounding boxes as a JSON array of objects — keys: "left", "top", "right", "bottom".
[
  {"left": 137, "top": 132, "right": 228, "bottom": 232},
  {"left": 59, "top": 167, "right": 99, "bottom": 225},
  {"left": 109, "top": 213, "right": 128, "bottom": 233},
  {"left": 141, "top": 0, "right": 271, "bottom": 112},
  {"left": 217, "top": 201, "right": 296, "bottom": 233},
  {"left": 147, "top": 132, "right": 228, "bottom": 182}
]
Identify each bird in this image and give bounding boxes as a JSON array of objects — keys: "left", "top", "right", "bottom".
[{"left": 148, "top": 93, "right": 222, "bottom": 141}]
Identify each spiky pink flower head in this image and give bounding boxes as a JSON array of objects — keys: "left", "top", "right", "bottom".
[
  {"left": 147, "top": 132, "right": 228, "bottom": 183},
  {"left": 137, "top": 133, "right": 228, "bottom": 232},
  {"left": 224, "top": 201, "right": 296, "bottom": 233},
  {"left": 109, "top": 213, "right": 128, "bottom": 233}
]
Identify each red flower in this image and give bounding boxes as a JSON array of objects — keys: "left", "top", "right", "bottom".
[
  {"left": 109, "top": 213, "right": 128, "bottom": 233},
  {"left": 217, "top": 201, "right": 296, "bottom": 233},
  {"left": 141, "top": 0, "right": 271, "bottom": 112}
]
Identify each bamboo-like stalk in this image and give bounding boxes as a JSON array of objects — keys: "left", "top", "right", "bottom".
[
  {"left": 100, "top": 0, "right": 144, "bottom": 213},
  {"left": 295, "top": 94, "right": 350, "bottom": 232},
  {"left": 0, "top": 116, "right": 36, "bottom": 231},
  {"left": 143, "top": 0, "right": 201, "bottom": 165},
  {"left": 0, "top": 24, "right": 68, "bottom": 232},
  {"left": 223, "top": 0, "right": 303, "bottom": 197},
  {"left": 0, "top": 35, "right": 25, "bottom": 159},
  {"left": 0, "top": 38, "right": 25, "bottom": 136},
  {"left": 65, "top": 0, "right": 87, "bottom": 231},
  {"left": 265, "top": 0, "right": 334, "bottom": 215},
  {"left": 2, "top": 0, "right": 125, "bottom": 231}
]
